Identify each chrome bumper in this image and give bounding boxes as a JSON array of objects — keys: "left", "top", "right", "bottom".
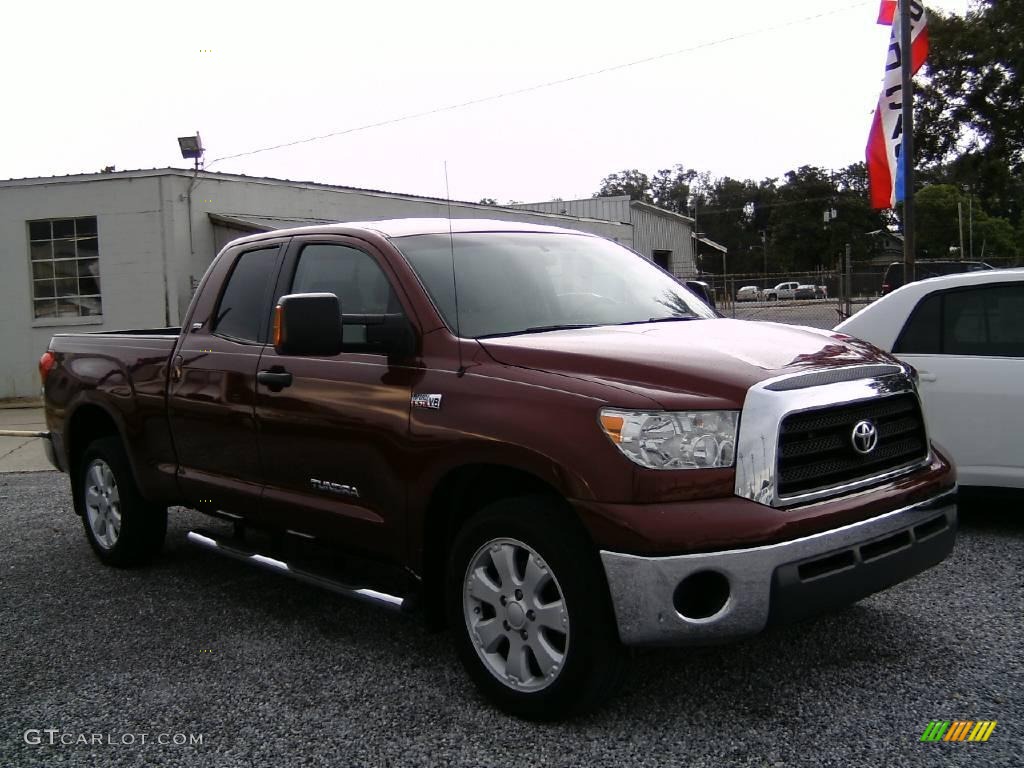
[{"left": 600, "top": 488, "right": 957, "bottom": 646}]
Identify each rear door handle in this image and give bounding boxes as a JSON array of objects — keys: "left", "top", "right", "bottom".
[
  {"left": 257, "top": 369, "right": 293, "bottom": 391},
  {"left": 917, "top": 371, "right": 937, "bottom": 382}
]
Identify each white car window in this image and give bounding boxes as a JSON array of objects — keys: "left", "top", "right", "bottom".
[{"left": 896, "top": 282, "right": 1024, "bottom": 358}]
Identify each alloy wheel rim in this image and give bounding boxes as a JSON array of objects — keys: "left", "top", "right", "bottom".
[
  {"left": 84, "top": 459, "right": 121, "bottom": 550},
  {"left": 463, "top": 537, "right": 570, "bottom": 692}
]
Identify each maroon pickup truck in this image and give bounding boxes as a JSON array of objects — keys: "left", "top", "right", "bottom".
[{"left": 41, "top": 219, "right": 956, "bottom": 719}]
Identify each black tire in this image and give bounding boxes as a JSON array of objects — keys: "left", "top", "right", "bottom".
[
  {"left": 75, "top": 436, "right": 167, "bottom": 567},
  {"left": 447, "top": 495, "right": 625, "bottom": 720},
  {"left": 768, "top": 294, "right": 778, "bottom": 301}
]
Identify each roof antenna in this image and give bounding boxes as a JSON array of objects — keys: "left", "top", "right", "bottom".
[{"left": 444, "top": 161, "right": 465, "bottom": 375}]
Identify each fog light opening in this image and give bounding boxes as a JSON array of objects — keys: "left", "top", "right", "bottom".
[{"left": 673, "top": 570, "right": 731, "bottom": 620}]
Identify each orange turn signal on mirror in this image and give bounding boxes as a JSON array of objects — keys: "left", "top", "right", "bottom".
[
  {"left": 600, "top": 413, "right": 624, "bottom": 444},
  {"left": 272, "top": 304, "right": 284, "bottom": 347}
]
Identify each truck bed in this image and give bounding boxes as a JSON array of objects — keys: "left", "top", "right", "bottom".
[{"left": 45, "top": 327, "right": 182, "bottom": 502}]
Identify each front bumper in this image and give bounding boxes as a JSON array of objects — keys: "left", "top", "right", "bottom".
[{"left": 600, "top": 487, "right": 956, "bottom": 646}]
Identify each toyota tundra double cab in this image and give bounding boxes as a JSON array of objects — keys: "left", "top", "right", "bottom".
[{"left": 41, "top": 219, "right": 957, "bottom": 719}]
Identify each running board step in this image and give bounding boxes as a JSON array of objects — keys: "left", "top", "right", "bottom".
[{"left": 186, "top": 530, "right": 409, "bottom": 613}]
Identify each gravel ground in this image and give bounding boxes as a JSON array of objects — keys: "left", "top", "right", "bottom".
[{"left": 1, "top": 471, "right": 1020, "bottom": 768}]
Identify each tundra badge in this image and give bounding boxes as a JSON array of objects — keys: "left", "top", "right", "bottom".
[
  {"left": 411, "top": 393, "right": 443, "bottom": 410},
  {"left": 310, "top": 479, "right": 360, "bottom": 498}
]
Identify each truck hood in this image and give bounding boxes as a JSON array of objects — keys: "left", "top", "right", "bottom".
[{"left": 478, "top": 318, "right": 896, "bottom": 409}]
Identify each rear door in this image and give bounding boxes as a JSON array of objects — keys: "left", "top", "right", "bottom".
[
  {"left": 894, "top": 281, "right": 1024, "bottom": 488},
  {"left": 168, "top": 240, "right": 286, "bottom": 517},
  {"left": 253, "top": 236, "right": 419, "bottom": 562}
]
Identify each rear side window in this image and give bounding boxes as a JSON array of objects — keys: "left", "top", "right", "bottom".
[
  {"left": 213, "top": 246, "right": 280, "bottom": 343},
  {"left": 895, "top": 282, "right": 1024, "bottom": 357},
  {"left": 894, "top": 293, "right": 941, "bottom": 353}
]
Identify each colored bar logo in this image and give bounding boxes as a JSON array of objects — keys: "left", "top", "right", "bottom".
[{"left": 920, "top": 721, "right": 997, "bottom": 742}]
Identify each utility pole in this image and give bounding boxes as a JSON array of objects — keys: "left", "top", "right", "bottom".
[
  {"left": 761, "top": 230, "right": 767, "bottom": 282},
  {"left": 900, "top": 0, "right": 916, "bottom": 284},
  {"left": 969, "top": 192, "right": 974, "bottom": 259},
  {"left": 958, "top": 199, "right": 965, "bottom": 260}
]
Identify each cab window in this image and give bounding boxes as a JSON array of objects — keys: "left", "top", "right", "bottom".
[
  {"left": 213, "top": 246, "right": 281, "bottom": 343},
  {"left": 290, "top": 243, "right": 404, "bottom": 346}
]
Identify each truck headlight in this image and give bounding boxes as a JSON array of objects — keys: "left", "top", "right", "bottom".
[{"left": 599, "top": 408, "right": 738, "bottom": 470}]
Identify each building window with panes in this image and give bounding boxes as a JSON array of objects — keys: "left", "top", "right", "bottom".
[{"left": 28, "top": 217, "right": 102, "bottom": 319}]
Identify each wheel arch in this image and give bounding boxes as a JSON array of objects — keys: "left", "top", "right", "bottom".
[
  {"left": 66, "top": 403, "right": 127, "bottom": 516},
  {"left": 418, "top": 462, "right": 597, "bottom": 631}
]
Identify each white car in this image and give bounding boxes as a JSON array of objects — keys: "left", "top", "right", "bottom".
[
  {"left": 835, "top": 268, "right": 1024, "bottom": 493},
  {"left": 736, "top": 285, "right": 761, "bottom": 302}
]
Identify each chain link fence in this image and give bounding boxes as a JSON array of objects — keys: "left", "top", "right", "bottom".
[
  {"left": 697, "top": 269, "right": 887, "bottom": 330},
  {"left": 694, "top": 258, "right": 1021, "bottom": 330}
]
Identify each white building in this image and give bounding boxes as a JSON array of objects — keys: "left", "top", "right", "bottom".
[{"left": 0, "top": 169, "right": 695, "bottom": 399}]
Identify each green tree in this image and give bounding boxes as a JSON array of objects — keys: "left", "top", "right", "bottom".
[
  {"left": 915, "top": 184, "right": 962, "bottom": 258},
  {"left": 767, "top": 166, "right": 835, "bottom": 272},
  {"left": 596, "top": 170, "right": 652, "bottom": 202},
  {"left": 650, "top": 165, "right": 699, "bottom": 214},
  {"left": 913, "top": 184, "right": 1019, "bottom": 262},
  {"left": 915, "top": 0, "right": 1024, "bottom": 225}
]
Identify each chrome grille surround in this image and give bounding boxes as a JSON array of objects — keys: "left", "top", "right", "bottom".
[{"left": 734, "top": 364, "right": 932, "bottom": 507}]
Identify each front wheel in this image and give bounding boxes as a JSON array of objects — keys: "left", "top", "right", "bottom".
[
  {"left": 447, "top": 496, "right": 624, "bottom": 720},
  {"left": 76, "top": 436, "right": 167, "bottom": 567}
]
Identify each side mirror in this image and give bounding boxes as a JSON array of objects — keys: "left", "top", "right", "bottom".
[
  {"left": 684, "top": 280, "right": 717, "bottom": 310},
  {"left": 273, "top": 293, "right": 344, "bottom": 356}
]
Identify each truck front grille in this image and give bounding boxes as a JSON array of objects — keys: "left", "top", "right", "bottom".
[{"left": 777, "top": 393, "right": 928, "bottom": 498}]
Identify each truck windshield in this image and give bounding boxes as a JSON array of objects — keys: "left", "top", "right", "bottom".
[{"left": 394, "top": 232, "right": 715, "bottom": 338}]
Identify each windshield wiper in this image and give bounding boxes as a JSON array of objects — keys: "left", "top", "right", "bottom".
[
  {"left": 478, "top": 323, "right": 598, "bottom": 339},
  {"left": 614, "top": 315, "right": 699, "bottom": 326}
]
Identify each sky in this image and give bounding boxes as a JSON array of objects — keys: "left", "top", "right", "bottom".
[{"left": 1, "top": 0, "right": 971, "bottom": 204}]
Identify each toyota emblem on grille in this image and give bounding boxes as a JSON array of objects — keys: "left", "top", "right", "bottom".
[{"left": 851, "top": 420, "right": 879, "bottom": 455}]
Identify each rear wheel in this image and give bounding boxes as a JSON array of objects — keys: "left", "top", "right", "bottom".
[
  {"left": 76, "top": 437, "right": 167, "bottom": 567},
  {"left": 447, "top": 496, "right": 624, "bottom": 720}
]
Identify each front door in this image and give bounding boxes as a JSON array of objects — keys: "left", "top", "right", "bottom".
[
  {"left": 254, "top": 237, "right": 419, "bottom": 562},
  {"left": 168, "top": 241, "right": 285, "bottom": 517}
]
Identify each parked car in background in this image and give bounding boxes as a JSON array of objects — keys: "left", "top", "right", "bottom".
[
  {"left": 763, "top": 281, "right": 825, "bottom": 300},
  {"left": 799, "top": 284, "right": 827, "bottom": 299},
  {"left": 763, "top": 282, "right": 801, "bottom": 301},
  {"left": 880, "top": 260, "right": 993, "bottom": 296},
  {"left": 736, "top": 285, "right": 761, "bottom": 302},
  {"left": 836, "top": 268, "right": 1024, "bottom": 495}
]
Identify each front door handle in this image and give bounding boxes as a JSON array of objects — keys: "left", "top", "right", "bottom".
[
  {"left": 917, "top": 371, "right": 937, "bottom": 383},
  {"left": 257, "top": 368, "right": 293, "bottom": 391}
]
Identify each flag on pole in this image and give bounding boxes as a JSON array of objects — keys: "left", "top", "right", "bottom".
[
  {"left": 866, "top": 1, "right": 929, "bottom": 209},
  {"left": 877, "top": 0, "right": 896, "bottom": 25}
]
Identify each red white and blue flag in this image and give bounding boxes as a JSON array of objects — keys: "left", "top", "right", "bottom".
[{"left": 866, "top": 1, "right": 929, "bottom": 209}]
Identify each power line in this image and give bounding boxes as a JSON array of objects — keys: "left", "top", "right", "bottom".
[{"left": 208, "top": 1, "right": 872, "bottom": 168}]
